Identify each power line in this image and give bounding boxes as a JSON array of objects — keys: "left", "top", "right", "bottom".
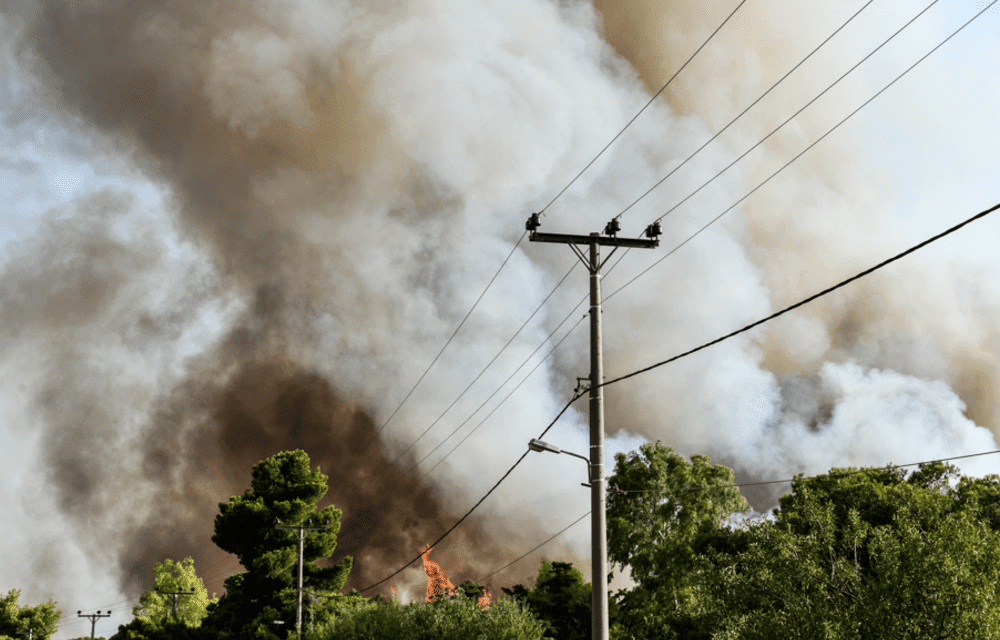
[
  {"left": 647, "top": 0, "right": 942, "bottom": 226},
  {"left": 600, "top": 200, "right": 1000, "bottom": 391},
  {"left": 345, "top": 231, "right": 527, "bottom": 472},
  {"left": 605, "top": 0, "right": 997, "bottom": 303},
  {"left": 416, "top": 314, "right": 587, "bottom": 481},
  {"left": 537, "top": 0, "right": 749, "bottom": 216},
  {"left": 734, "top": 448, "right": 1000, "bottom": 488},
  {"left": 346, "top": 4, "right": 757, "bottom": 498},
  {"left": 611, "top": 0, "right": 877, "bottom": 221},
  {"left": 359, "top": 394, "right": 583, "bottom": 594},
  {"left": 410, "top": 248, "right": 636, "bottom": 480},
  {"left": 347, "top": 262, "right": 582, "bottom": 515},
  {"left": 381, "top": 261, "right": 578, "bottom": 472},
  {"left": 477, "top": 510, "right": 591, "bottom": 583}
]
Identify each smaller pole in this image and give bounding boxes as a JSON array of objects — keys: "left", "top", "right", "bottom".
[
  {"left": 297, "top": 529, "right": 305, "bottom": 634},
  {"left": 77, "top": 610, "right": 111, "bottom": 640},
  {"left": 156, "top": 589, "right": 195, "bottom": 620},
  {"left": 276, "top": 519, "right": 329, "bottom": 637}
]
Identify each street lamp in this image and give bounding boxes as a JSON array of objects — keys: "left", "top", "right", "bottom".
[
  {"left": 528, "top": 439, "right": 592, "bottom": 486},
  {"left": 528, "top": 437, "right": 609, "bottom": 640}
]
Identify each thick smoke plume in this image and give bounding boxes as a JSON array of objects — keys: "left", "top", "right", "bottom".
[{"left": 1, "top": 0, "right": 998, "bottom": 625}]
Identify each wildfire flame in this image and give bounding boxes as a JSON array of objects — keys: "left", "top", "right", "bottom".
[
  {"left": 420, "top": 543, "right": 458, "bottom": 602},
  {"left": 419, "top": 544, "right": 491, "bottom": 607}
]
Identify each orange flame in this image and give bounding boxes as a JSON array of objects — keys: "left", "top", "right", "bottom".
[
  {"left": 420, "top": 543, "right": 458, "bottom": 602},
  {"left": 418, "top": 544, "right": 491, "bottom": 607},
  {"left": 478, "top": 589, "right": 492, "bottom": 607}
]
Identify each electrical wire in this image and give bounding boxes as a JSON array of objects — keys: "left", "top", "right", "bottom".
[
  {"left": 476, "top": 510, "right": 591, "bottom": 583},
  {"left": 600, "top": 200, "right": 1000, "bottom": 391},
  {"left": 381, "top": 262, "right": 578, "bottom": 471},
  {"left": 610, "top": 0, "right": 877, "bottom": 221},
  {"left": 733, "top": 448, "right": 1000, "bottom": 487},
  {"left": 72, "top": 197, "right": 1000, "bottom": 606},
  {"left": 359, "top": 394, "right": 585, "bottom": 594},
  {"left": 410, "top": 247, "right": 633, "bottom": 481},
  {"left": 605, "top": 0, "right": 998, "bottom": 304},
  {"left": 345, "top": 231, "right": 528, "bottom": 472},
  {"left": 537, "top": 0, "right": 749, "bottom": 216},
  {"left": 644, "top": 0, "right": 942, "bottom": 227},
  {"left": 417, "top": 314, "right": 587, "bottom": 481}
]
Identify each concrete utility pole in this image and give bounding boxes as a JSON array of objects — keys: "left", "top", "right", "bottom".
[
  {"left": 275, "top": 518, "right": 329, "bottom": 637},
  {"left": 155, "top": 589, "right": 195, "bottom": 620},
  {"left": 16, "top": 627, "right": 35, "bottom": 640},
  {"left": 526, "top": 213, "right": 660, "bottom": 640},
  {"left": 77, "top": 610, "right": 111, "bottom": 640}
]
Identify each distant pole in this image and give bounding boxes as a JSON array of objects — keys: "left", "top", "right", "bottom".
[
  {"left": 526, "top": 213, "right": 660, "bottom": 640},
  {"left": 275, "top": 518, "right": 329, "bottom": 637},
  {"left": 15, "top": 627, "right": 35, "bottom": 640},
  {"left": 77, "top": 610, "right": 111, "bottom": 640},
  {"left": 156, "top": 589, "right": 195, "bottom": 620}
]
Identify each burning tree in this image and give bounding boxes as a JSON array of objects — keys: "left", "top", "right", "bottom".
[
  {"left": 203, "top": 449, "right": 353, "bottom": 638},
  {"left": 419, "top": 544, "right": 491, "bottom": 607}
]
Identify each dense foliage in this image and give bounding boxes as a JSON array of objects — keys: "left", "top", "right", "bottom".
[
  {"left": 606, "top": 442, "right": 748, "bottom": 639},
  {"left": 502, "top": 559, "right": 592, "bottom": 640},
  {"left": 606, "top": 442, "right": 1000, "bottom": 639},
  {"left": 23, "top": 444, "right": 1000, "bottom": 640},
  {"left": 133, "top": 557, "right": 217, "bottom": 628},
  {"left": 204, "top": 450, "right": 353, "bottom": 639},
  {"left": 312, "top": 594, "right": 546, "bottom": 640}
]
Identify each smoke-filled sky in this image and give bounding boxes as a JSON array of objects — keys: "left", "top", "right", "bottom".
[{"left": 1, "top": 0, "right": 999, "bottom": 637}]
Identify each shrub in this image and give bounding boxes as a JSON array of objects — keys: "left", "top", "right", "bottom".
[{"left": 310, "top": 596, "right": 545, "bottom": 640}]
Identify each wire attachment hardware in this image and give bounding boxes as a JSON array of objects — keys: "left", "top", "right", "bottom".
[
  {"left": 525, "top": 212, "right": 542, "bottom": 233},
  {"left": 603, "top": 218, "right": 621, "bottom": 237},
  {"left": 644, "top": 221, "right": 662, "bottom": 239}
]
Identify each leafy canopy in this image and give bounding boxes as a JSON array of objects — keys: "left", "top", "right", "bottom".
[
  {"left": 605, "top": 442, "right": 747, "bottom": 640},
  {"left": 604, "top": 444, "right": 1000, "bottom": 640},
  {"left": 132, "top": 557, "right": 217, "bottom": 628},
  {"left": 313, "top": 596, "right": 546, "bottom": 640},
  {"left": 0, "top": 589, "right": 60, "bottom": 640},
  {"left": 204, "top": 449, "right": 352, "bottom": 639},
  {"left": 502, "top": 559, "right": 592, "bottom": 640}
]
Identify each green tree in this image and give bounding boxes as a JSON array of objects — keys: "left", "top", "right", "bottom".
[
  {"left": 605, "top": 445, "right": 1000, "bottom": 639},
  {"left": 0, "top": 590, "right": 60, "bottom": 640},
  {"left": 502, "top": 559, "right": 591, "bottom": 640},
  {"left": 605, "top": 442, "right": 747, "bottom": 640},
  {"left": 710, "top": 463, "right": 1000, "bottom": 639},
  {"left": 132, "top": 558, "right": 217, "bottom": 628},
  {"left": 203, "top": 450, "right": 352, "bottom": 639}
]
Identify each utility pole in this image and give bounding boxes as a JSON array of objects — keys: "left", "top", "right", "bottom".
[
  {"left": 526, "top": 213, "right": 660, "bottom": 640},
  {"left": 155, "top": 589, "right": 195, "bottom": 620},
  {"left": 16, "top": 627, "right": 35, "bottom": 640},
  {"left": 77, "top": 610, "right": 111, "bottom": 640},
  {"left": 275, "top": 518, "right": 329, "bottom": 637}
]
